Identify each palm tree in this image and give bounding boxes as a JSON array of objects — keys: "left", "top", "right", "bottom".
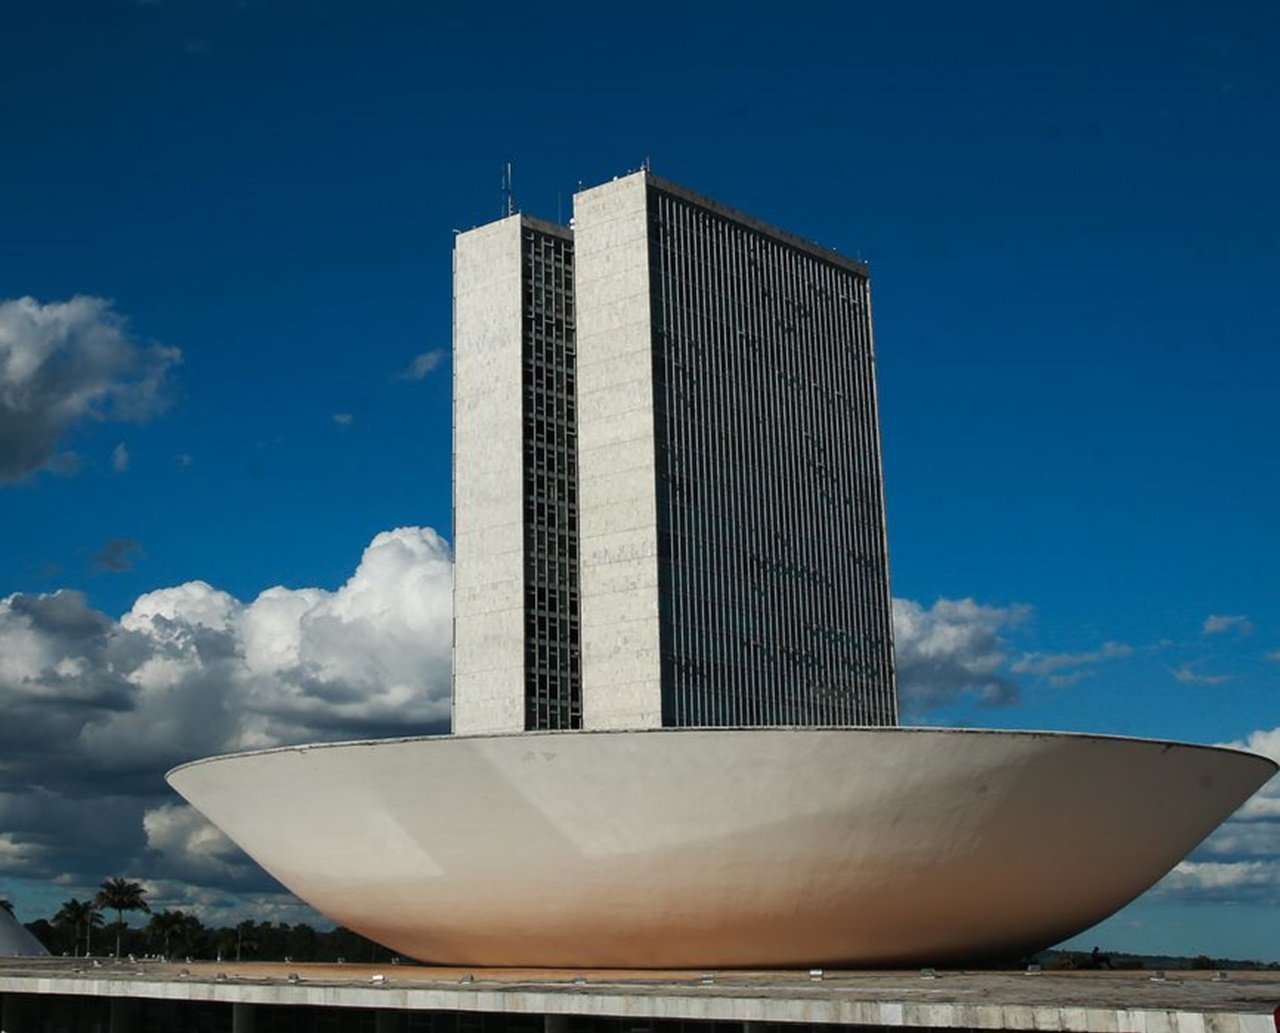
[
  {"left": 54, "top": 898, "right": 103, "bottom": 957},
  {"left": 235, "top": 919, "right": 258, "bottom": 962},
  {"left": 95, "top": 877, "right": 150, "bottom": 958},
  {"left": 146, "top": 910, "right": 193, "bottom": 959}
]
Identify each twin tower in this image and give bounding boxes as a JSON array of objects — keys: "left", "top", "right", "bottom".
[{"left": 452, "top": 170, "right": 897, "bottom": 734}]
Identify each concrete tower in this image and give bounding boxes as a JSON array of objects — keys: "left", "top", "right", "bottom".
[
  {"left": 453, "top": 171, "right": 896, "bottom": 734},
  {"left": 452, "top": 213, "right": 580, "bottom": 733}
]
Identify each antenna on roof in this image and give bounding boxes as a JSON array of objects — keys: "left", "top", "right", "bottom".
[
  {"left": 642, "top": 155, "right": 652, "bottom": 173},
  {"left": 502, "top": 162, "right": 516, "bottom": 218}
]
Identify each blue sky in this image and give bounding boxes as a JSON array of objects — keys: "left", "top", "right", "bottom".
[{"left": 1, "top": 0, "right": 1277, "bottom": 961}]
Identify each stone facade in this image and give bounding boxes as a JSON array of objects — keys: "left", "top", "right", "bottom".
[{"left": 451, "top": 215, "right": 530, "bottom": 735}]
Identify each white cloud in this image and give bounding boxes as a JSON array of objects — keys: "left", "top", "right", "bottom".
[
  {"left": 0, "top": 296, "right": 180, "bottom": 482},
  {"left": 1235, "top": 796, "right": 1280, "bottom": 819},
  {"left": 398, "top": 349, "right": 447, "bottom": 380},
  {"left": 332, "top": 412, "right": 354, "bottom": 426},
  {"left": 142, "top": 803, "right": 256, "bottom": 886},
  {"left": 138, "top": 878, "right": 322, "bottom": 929},
  {"left": 0, "top": 527, "right": 453, "bottom": 902},
  {"left": 1203, "top": 614, "right": 1253, "bottom": 636},
  {"left": 0, "top": 547, "right": 1030, "bottom": 916},
  {"left": 112, "top": 442, "right": 129, "bottom": 472},
  {"left": 0, "top": 833, "right": 46, "bottom": 870},
  {"left": 892, "top": 597, "right": 1030, "bottom": 715},
  {"left": 8, "top": 539, "right": 1267, "bottom": 926},
  {"left": 1159, "top": 860, "right": 1280, "bottom": 895},
  {"left": 92, "top": 526, "right": 454, "bottom": 760},
  {"left": 1201, "top": 822, "right": 1280, "bottom": 857}
]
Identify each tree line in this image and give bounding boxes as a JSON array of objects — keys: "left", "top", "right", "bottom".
[
  {"left": 14, "top": 887, "right": 1276, "bottom": 972},
  {"left": 4, "top": 880, "right": 395, "bottom": 963}
]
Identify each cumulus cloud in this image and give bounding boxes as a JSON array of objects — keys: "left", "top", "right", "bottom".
[
  {"left": 0, "top": 833, "right": 47, "bottom": 869},
  {"left": 1, "top": 538, "right": 1038, "bottom": 919},
  {"left": 1203, "top": 614, "right": 1253, "bottom": 636},
  {"left": 0, "top": 296, "right": 180, "bottom": 482},
  {"left": 892, "top": 597, "right": 1029, "bottom": 715},
  {"left": 398, "top": 349, "right": 447, "bottom": 380},
  {"left": 112, "top": 442, "right": 130, "bottom": 472},
  {"left": 1158, "top": 861, "right": 1280, "bottom": 900},
  {"left": 141, "top": 803, "right": 265, "bottom": 888},
  {"left": 144, "top": 804, "right": 237, "bottom": 871},
  {"left": 25, "top": 546, "right": 1269, "bottom": 924},
  {"left": 1201, "top": 822, "right": 1280, "bottom": 858},
  {"left": 138, "top": 877, "right": 321, "bottom": 929},
  {"left": 0, "top": 527, "right": 452, "bottom": 900}
]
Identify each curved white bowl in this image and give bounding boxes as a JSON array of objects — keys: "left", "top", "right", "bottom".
[{"left": 168, "top": 728, "right": 1275, "bottom": 968}]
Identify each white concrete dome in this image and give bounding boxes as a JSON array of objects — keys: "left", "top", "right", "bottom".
[
  {"left": 0, "top": 907, "right": 48, "bottom": 957},
  {"left": 168, "top": 727, "right": 1275, "bottom": 968}
]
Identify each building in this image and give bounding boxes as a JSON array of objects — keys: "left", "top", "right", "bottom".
[
  {"left": 0, "top": 910, "right": 46, "bottom": 958},
  {"left": 165, "top": 170, "right": 1278, "bottom": 971},
  {"left": 452, "top": 171, "right": 897, "bottom": 735},
  {"left": 453, "top": 213, "right": 581, "bottom": 733}
]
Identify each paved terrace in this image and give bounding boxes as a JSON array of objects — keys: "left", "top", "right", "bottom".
[{"left": 2, "top": 958, "right": 1279, "bottom": 1033}]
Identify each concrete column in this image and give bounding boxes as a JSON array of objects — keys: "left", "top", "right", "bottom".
[
  {"left": 544, "top": 1015, "right": 569, "bottom": 1033},
  {"left": 232, "top": 1002, "right": 256, "bottom": 1033},
  {"left": 574, "top": 170, "right": 665, "bottom": 730},
  {"left": 452, "top": 214, "right": 532, "bottom": 735},
  {"left": 109, "top": 998, "right": 141, "bottom": 1033}
]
